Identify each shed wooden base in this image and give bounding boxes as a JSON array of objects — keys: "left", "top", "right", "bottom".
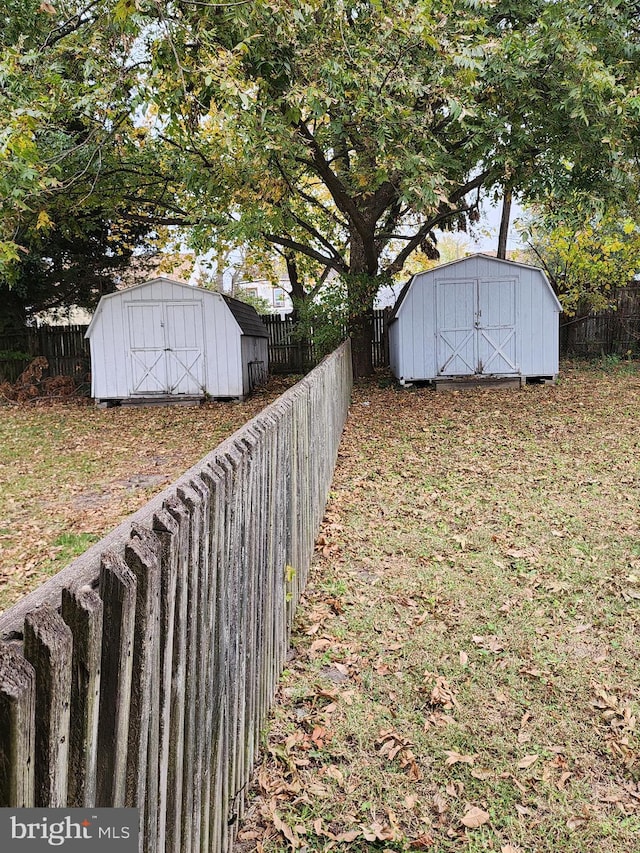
[
  {"left": 97, "top": 396, "right": 209, "bottom": 408},
  {"left": 433, "top": 376, "right": 523, "bottom": 392}
]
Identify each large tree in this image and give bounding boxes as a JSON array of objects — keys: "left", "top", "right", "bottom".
[{"left": 3, "top": 1, "right": 640, "bottom": 373}]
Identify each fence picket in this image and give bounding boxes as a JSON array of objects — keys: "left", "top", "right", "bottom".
[
  {"left": 23, "top": 605, "right": 73, "bottom": 807},
  {"left": 163, "top": 495, "right": 190, "bottom": 853},
  {"left": 0, "top": 643, "right": 36, "bottom": 807},
  {"left": 60, "top": 583, "right": 103, "bottom": 807},
  {"left": 151, "top": 508, "right": 180, "bottom": 853},
  {"left": 123, "top": 529, "right": 162, "bottom": 853},
  {"left": 96, "top": 551, "right": 137, "bottom": 807}
]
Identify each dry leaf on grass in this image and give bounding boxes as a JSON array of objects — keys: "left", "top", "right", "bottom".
[
  {"left": 444, "top": 750, "right": 476, "bottom": 766},
  {"left": 361, "top": 821, "right": 398, "bottom": 842},
  {"left": 517, "top": 754, "right": 539, "bottom": 770},
  {"left": 470, "top": 767, "right": 493, "bottom": 781},
  {"left": 271, "top": 809, "right": 300, "bottom": 848},
  {"left": 461, "top": 806, "right": 490, "bottom": 828},
  {"left": 410, "top": 833, "right": 435, "bottom": 849}
]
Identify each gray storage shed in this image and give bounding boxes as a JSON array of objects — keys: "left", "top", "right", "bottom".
[
  {"left": 86, "top": 277, "right": 269, "bottom": 403},
  {"left": 389, "top": 254, "right": 561, "bottom": 384}
]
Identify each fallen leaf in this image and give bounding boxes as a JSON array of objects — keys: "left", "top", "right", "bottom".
[
  {"left": 410, "top": 833, "right": 435, "bottom": 849},
  {"left": 470, "top": 767, "right": 493, "bottom": 781},
  {"left": 517, "top": 754, "right": 539, "bottom": 770},
  {"left": 459, "top": 650, "right": 469, "bottom": 666},
  {"left": 461, "top": 806, "right": 490, "bottom": 828},
  {"left": 432, "top": 792, "right": 448, "bottom": 814},
  {"left": 361, "top": 821, "right": 396, "bottom": 842},
  {"left": 557, "top": 771, "right": 572, "bottom": 789},
  {"left": 335, "top": 829, "right": 360, "bottom": 842},
  {"left": 271, "top": 810, "right": 300, "bottom": 847},
  {"left": 325, "top": 765, "right": 344, "bottom": 784},
  {"left": 309, "top": 638, "right": 332, "bottom": 653},
  {"left": 444, "top": 750, "right": 476, "bottom": 766},
  {"left": 238, "top": 829, "right": 260, "bottom": 841}
]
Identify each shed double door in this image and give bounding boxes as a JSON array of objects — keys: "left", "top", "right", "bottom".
[
  {"left": 435, "top": 278, "right": 518, "bottom": 376},
  {"left": 127, "top": 301, "right": 205, "bottom": 395}
]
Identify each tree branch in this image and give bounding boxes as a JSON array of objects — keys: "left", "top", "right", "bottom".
[
  {"left": 272, "top": 156, "right": 348, "bottom": 229},
  {"left": 296, "top": 122, "right": 370, "bottom": 238},
  {"left": 385, "top": 206, "right": 469, "bottom": 275},
  {"left": 284, "top": 209, "right": 346, "bottom": 268},
  {"left": 264, "top": 234, "right": 347, "bottom": 273}
]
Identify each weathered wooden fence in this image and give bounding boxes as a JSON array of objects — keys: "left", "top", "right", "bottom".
[
  {"left": 263, "top": 310, "right": 390, "bottom": 373},
  {"left": 559, "top": 282, "right": 640, "bottom": 357},
  {"left": 0, "top": 325, "right": 90, "bottom": 383},
  {"left": 0, "top": 340, "right": 353, "bottom": 852},
  {"left": 262, "top": 314, "right": 316, "bottom": 373},
  {"left": 6, "top": 287, "right": 638, "bottom": 385}
]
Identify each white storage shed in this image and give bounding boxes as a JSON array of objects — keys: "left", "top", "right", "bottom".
[
  {"left": 389, "top": 254, "right": 561, "bottom": 384},
  {"left": 86, "top": 277, "right": 269, "bottom": 403}
]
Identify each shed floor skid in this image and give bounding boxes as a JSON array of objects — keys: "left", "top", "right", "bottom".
[{"left": 433, "top": 377, "right": 523, "bottom": 392}]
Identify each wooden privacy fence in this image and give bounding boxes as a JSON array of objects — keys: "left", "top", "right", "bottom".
[
  {"left": 263, "top": 309, "right": 390, "bottom": 373},
  {"left": 559, "top": 282, "right": 640, "bottom": 357},
  {"left": 0, "top": 340, "right": 353, "bottom": 853},
  {"left": 3, "top": 284, "right": 640, "bottom": 383},
  {"left": 0, "top": 325, "right": 90, "bottom": 383}
]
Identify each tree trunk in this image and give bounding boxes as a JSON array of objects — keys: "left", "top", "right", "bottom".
[
  {"left": 497, "top": 189, "right": 512, "bottom": 259},
  {"left": 347, "top": 229, "right": 378, "bottom": 378},
  {"left": 349, "top": 310, "right": 374, "bottom": 378}
]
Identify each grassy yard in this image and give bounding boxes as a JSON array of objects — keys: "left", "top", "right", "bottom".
[
  {"left": 237, "top": 362, "right": 640, "bottom": 853},
  {"left": 0, "top": 377, "right": 296, "bottom": 615}
]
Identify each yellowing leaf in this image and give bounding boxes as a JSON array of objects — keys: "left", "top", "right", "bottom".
[{"left": 36, "top": 210, "right": 53, "bottom": 230}]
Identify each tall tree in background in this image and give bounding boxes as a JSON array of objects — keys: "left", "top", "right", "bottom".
[{"left": 3, "top": 1, "right": 640, "bottom": 373}]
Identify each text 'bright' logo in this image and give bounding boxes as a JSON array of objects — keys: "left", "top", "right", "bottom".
[{"left": 10, "top": 814, "right": 132, "bottom": 847}]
